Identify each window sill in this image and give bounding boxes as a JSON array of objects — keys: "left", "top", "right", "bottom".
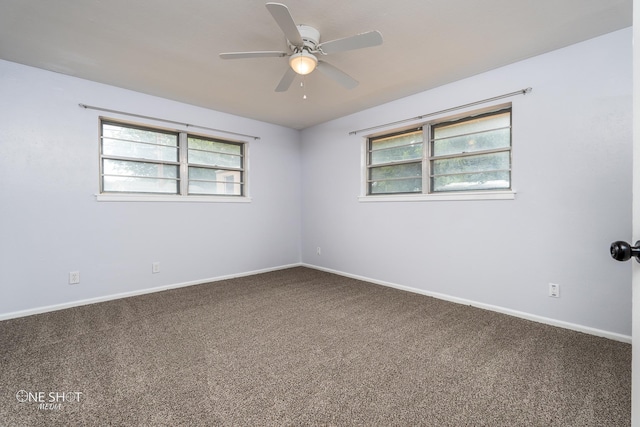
[
  {"left": 95, "top": 194, "right": 252, "bottom": 203},
  {"left": 358, "top": 190, "right": 516, "bottom": 202}
]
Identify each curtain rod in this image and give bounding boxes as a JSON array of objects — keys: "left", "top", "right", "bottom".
[
  {"left": 348, "top": 87, "right": 532, "bottom": 136},
  {"left": 78, "top": 103, "right": 261, "bottom": 140}
]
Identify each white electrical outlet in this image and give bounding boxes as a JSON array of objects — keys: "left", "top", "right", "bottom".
[
  {"left": 152, "top": 262, "right": 160, "bottom": 274},
  {"left": 316, "top": 247, "right": 321, "bottom": 256},
  {"left": 548, "top": 283, "right": 560, "bottom": 298},
  {"left": 69, "top": 271, "right": 80, "bottom": 285}
]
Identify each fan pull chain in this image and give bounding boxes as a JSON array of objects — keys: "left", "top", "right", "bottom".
[{"left": 301, "top": 76, "right": 307, "bottom": 100}]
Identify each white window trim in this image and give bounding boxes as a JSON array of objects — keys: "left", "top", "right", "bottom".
[
  {"left": 357, "top": 190, "right": 515, "bottom": 203},
  {"left": 95, "top": 193, "right": 252, "bottom": 203}
]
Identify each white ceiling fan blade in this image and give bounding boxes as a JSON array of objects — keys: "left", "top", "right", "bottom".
[
  {"left": 220, "top": 51, "right": 288, "bottom": 60},
  {"left": 318, "top": 30, "right": 383, "bottom": 54},
  {"left": 275, "top": 67, "right": 297, "bottom": 92},
  {"left": 316, "top": 61, "right": 358, "bottom": 89},
  {"left": 265, "top": 2, "right": 303, "bottom": 46}
]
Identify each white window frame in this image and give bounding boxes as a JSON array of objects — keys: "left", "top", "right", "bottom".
[
  {"left": 96, "top": 118, "right": 251, "bottom": 203},
  {"left": 359, "top": 105, "right": 515, "bottom": 202}
]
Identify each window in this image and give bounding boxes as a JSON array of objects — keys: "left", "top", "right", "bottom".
[
  {"left": 101, "top": 122, "right": 180, "bottom": 194},
  {"left": 366, "top": 107, "right": 512, "bottom": 197},
  {"left": 187, "top": 136, "right": 244, "bottom": 196},
  {"left": 100, "top": 120, "right": 246, "bottom": 198},
  {"left": 430, "top": 109, "right": 511, "bottom": 192}
]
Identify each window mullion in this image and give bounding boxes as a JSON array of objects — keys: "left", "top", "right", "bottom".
[
  {"left": 423, "top": 125, "right": 430, "bottom": 194},
  {"left": 179, "top": 132, "right": 188, "bottom": 195}
]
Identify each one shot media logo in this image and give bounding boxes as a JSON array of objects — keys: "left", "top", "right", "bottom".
[{"left": 16, "top": 390, "right": 83, "bottom": 411}]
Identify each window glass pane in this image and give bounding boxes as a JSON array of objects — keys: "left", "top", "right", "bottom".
[
  {"left": 188, "top": 137, "right": 242, "bottom": 155},
  {"left": 102, "top": 123, "right": 177, "bottom": 146},
  {"left": 432, "top": 170, "right": 510, "bottom": 192},
  {"left": 188, "top": 167, "right": 242, "bottom": 195},
  {"left": 189, "top": 180, "right": 242, "bottom": 195},
  {"left": 103, "top": 159, "right": 178, "bottom": 178},
  {"left": 369, "top": 178, "right": 422, "bottom": 194},
  {"left": 370, "top": 162, "right": 422, "bottom": 180},
  {"left": 189, "top": 167, "right": 241, "bottom": 182},
  {"left": 370, "top": 143, "right": 423, "bottom": 165},
  {"left": 432, "top": 152, "right": 510, "bottom": 175},
  {"left": 432, "top": 128, "right": 510, "bottom": 156},
  {"left": 103, "top": 176, "right": 178, "bottom": 194},
  {"left": 371, "top": 130, "right": 422, "bottom": 151},
  {"left": 188, "top": 149, "right": 242, "bottom": 168},
  {"left": 103, "top": 138, "right": 178, "bottom": 162},
  {"left": 189, "top": 181, "right": 242, "bottom": 196},
  {"left": 433, "top": 111, "right": 510, "bottom": 140}
]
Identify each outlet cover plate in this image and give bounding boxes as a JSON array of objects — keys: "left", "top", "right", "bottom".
[{"left": 69, "top": 271, "right": 80, "bottom": 284}]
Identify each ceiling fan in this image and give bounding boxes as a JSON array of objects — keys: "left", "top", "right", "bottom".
[{"left": 219, "top": 2, "right": 383, "bottom": 92}]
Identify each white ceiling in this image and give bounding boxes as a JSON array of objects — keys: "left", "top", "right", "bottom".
[{"left": 0, "top": 0, "right": 632, "bottom": 130}]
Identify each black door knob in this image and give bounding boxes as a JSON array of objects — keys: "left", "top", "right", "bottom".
[{"left": 610, "top": 240, "right": 640, "bottom": 262}]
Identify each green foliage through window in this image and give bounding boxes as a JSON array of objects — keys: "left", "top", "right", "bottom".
[
  {"left": 100, "top": 121, "right": 245, "bottom": 196},
  {"left": 367, "top": 108, "right": 511, "bottom": 195}
]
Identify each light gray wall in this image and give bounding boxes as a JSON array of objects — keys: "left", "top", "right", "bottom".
[
  {"left": 301, "top": 28, "right": 633, "bottom": 337},
  {"left": 0, "top": 59, "right": 302, "bottom": 317}
]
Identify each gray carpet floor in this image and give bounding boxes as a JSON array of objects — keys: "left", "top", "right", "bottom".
[{"left": 0, "top": 267, "right": 631, "bottom": 426}]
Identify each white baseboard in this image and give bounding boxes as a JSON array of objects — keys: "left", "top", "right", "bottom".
[
  {"left": 2, "top": 262, "right": 631, "bottom": 344},
  {"left": 0, "top": 263, "right": 303, "bottom": 322},
  {"left": 302, "top": 263, "right": 632, "bottom": 344}
]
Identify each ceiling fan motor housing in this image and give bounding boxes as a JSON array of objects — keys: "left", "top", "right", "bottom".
[{"left": 294, "top": 25, "right": 320, "bottom": 51}]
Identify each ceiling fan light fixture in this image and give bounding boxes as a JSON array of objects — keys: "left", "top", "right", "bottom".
[{"left": 289, "top": 51, "right": 317, "bottom": 75}]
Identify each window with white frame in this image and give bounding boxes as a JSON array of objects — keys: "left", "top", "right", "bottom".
[
  {"left": 100, "top": 120, "right": 245, "bottom": 197},
  {"left": 366, "top": 107, "right": 511, "bottom": 195}
]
